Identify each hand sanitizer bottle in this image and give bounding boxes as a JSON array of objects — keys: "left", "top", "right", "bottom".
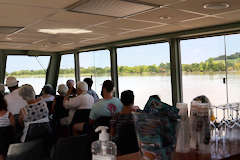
[{"left": 92, "top": 126, "right": 117, "bottom": 160}]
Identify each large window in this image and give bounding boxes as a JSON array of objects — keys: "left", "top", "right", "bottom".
[
  {"left": 181, "top": 36, "right": 227, "bottom": 106},
  {"left": 225, "top": 34, "right": 240, "bottom": 103},
  {"left": 79, "top": 50, "right": 111, "bottom": 97},
  {"left": 6, "top": 55, "right": 50, "bottom": 94},
  {"left": 57, "top": 54, "right": 75, "bottom": 87},
  {"left": 117, "top": 43, "right": 172, "bottom": 109}
]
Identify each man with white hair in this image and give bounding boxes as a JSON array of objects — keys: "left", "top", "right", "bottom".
[
  {"left": 4, "top": 76, "right": 27, "bottom": 115},
  {"left": 63, "top": 81, "right": 94, "bottom": 135}
]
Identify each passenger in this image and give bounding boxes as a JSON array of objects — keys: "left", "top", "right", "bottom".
[
  {"left": 52, "top": 84, "right": 69, "bottom": 125},
  {"left": 0, "top": 84, "right": 5, "bottom": 96},
  {"left": 111, "top": 90, "right": 139, "bottom": 155},
  {"left": 51, "top": 84, "right": 69, "bottom": 138},
  {"left": 89, "top": 80, "right": 123, "bottom": 125},
  {"left": 4, "top": 76, "right": 27, "bottom": 115},
  {"left": 39, "top": 84, "right": 55, "bottom": 113},
  {"left": 66, "top": 79, "right": 77, "bottom": 97},
  {"left": 83, "top": 78, "right": 99, "bottom": 103},
  {"left": 18, "top": 84, "right": 49, "bottom": 142},
  {"left": 39, "top": 84, "right": 55, "bottom": 102},
  {"left": 0, "top": 95, "right": 15, "bottom": 160},
  {"left": 63, "top": 81, "right": 94, "bottom": 135}
]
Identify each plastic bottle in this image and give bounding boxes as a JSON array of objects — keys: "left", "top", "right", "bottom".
[
  {"left": 176, "top": 103, "right": 190, "bottom": 153},
  {"left": 92, "top": 126, "right": 117, "bottom": 160},
  {"left": 190, "top": 101, "right": 211, "bottom": 154}
]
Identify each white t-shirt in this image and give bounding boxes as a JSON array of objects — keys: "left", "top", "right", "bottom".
[
  {"left": 64, "top": 93, "right": 94, "bottom": 110},
  {"left": 4, "top": 88, "right": 27, "bottom": 115}
]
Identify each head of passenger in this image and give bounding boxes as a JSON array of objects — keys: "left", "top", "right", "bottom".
[
  {"left": 76, "top": 81, "right": 88, "bottom": 95},
  {"left": 121, "top": 90, "right": 134, "bottom": 107},
  {"left": 57, "top": 84, "right": 68, "bottom": 96},
  {"left": 101, "top": 80, "right": 114, "bottom": 99},
  {"left": 0, "top": 94, "right": 7, "bottom": 111},
  {"left": 41, "top": 84, "right": 54, "bottom": 95},
  {"left": 83, "top": 78, "right": 93, "bottom": 90},
  {"left": 0, "top": 84, "right": 5, "bottom": 96},
  {"left": 66, "top": 79, "right": 75, "bottom": 89},
  {"left": 5, "top": 76, "right": 19, "bottom": 92},
  {"left": 19, "top": 84, "right": 36, "bottom": 103}
]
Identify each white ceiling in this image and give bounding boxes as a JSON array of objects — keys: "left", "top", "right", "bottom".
[{"left": 0, "top": 0, "right": 239, "bottom": 52}]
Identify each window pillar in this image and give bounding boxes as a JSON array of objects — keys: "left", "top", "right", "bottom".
[{"left": 170, "top": 39, "right": 183, "bottom": 105}]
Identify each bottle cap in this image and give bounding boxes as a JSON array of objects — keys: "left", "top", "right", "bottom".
[{"left": 95, "top": 126, "right": 109, "bottom": 141}]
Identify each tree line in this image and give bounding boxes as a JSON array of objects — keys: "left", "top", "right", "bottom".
[{"left": 6, "top": 53, "right": 240, "bottom": 76}]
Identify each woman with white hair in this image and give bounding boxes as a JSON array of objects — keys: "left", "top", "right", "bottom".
[
  {"left": 63, "top": 81, "right": 94, "bottom": 135},
  {"left": 18, "top": 84, "right": 50, "bottom": 142}
]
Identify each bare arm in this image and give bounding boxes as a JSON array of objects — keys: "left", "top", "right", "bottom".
[
  {"left": 18, "top": 108, "right": 26, "bottom": 127},
  {"left": 8, "top": 112, "right": 15, "bottom": 127}
]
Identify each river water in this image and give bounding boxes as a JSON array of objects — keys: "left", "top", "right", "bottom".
[{"left": 9, "top": 73, "right": 240, "bottom": 111}]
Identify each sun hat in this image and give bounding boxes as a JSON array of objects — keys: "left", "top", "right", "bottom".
[{"left": 5, "top": 76, "right": 19, "bottom": 87}]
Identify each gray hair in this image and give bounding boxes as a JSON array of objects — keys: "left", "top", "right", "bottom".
[
  {"left": 19, "top": 84, "right": 36, "bottom": 101},
  {"left": 77, "top": 81, "right": 88, "bottom": 93},
  {"left": 57, "top": 84, "right": 68, "bottom": 96}
]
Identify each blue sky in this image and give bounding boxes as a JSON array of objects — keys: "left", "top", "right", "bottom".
[{"left": 6, "top": 34, "right": 240, "bottom": 73}]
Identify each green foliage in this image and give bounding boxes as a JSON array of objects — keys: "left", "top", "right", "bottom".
[{"left": 7, "top": 52, "right": 240, "bottom": 76}]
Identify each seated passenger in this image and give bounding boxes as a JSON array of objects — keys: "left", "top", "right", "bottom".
[
  {"left": 66, "top": 79, "right": 77, "bottom": 97},
  {"left": 18, "top": 84, "right": 49, "bottom": 142},
  {"left": 111, "top": 90, "right": 139, "bottom": 155},
  {"left": 89, "top": 80, "right": 123, "bottom": 125},
  {"left": 4, "top": 76, "right": 27, "bottom": 115},
  {"left": 83, "top": 78, "right": 99, "bottom": 103},
  {"left": 0, "top": 95, "right": 15, "bottom": 160},
  {"left": 39, "top": 84, "right": 55, "bottom": 113},
  {"left": 52, "top": 84, "right": 69, "bottom": 125},
  {"left": 64, "top": 81, "right": 94, "bottom": 135},
  {"left": 39, "top": 84, "right": 55, "bottom": 102},
  {"left": 51, "top": 84, "right": 70, "bottom": 138}
]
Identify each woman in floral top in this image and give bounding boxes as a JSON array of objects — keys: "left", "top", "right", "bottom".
[{"left": 18, "top": 84, "right": 49, "bottom": 142}]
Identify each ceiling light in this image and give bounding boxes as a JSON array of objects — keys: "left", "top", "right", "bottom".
[
  {"left": 159, "top": 16, "right": 171, "bottom": 20},
  {"left": 203, "top": 2, "right": 230, "bottom": 10},
  {"left": 38, "top": 28, "right": 92, "bottom": 34}
]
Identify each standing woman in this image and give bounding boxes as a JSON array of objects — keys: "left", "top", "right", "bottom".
[
  {"left": 64, "top": 81, "right": 94, "bottom": 135},
  {"left": 18, "top": 84, "right": 50, "bottom": 142},
  {"left": 0, "top": 94, "right": 15, "bottom": 160}
]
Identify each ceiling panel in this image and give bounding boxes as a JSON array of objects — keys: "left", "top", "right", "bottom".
[
  {"left": 47, "top": 11, "right": 115, "bottom": 27},
  {"left": 68, "top": 0, "right": 158, "bottom": 18},
  {"left": 138, "top": 24, "right": 189, "bottom": 34},
  {"left": 215, "top": 9, "right": 240, "bottom": 23},
  {"left": 128, "top": 7, "right": 204, "bottom": 24},
  {"left": 85, "top": 26, "right": 131, "bottom": 36},
  {"left": 171, "top": 0, "right": 240, "bottom": 15},
  {"left": 0, "top": 4, "right": 57, "bottom": 26},
  {"left": 179, "top": 16, "right": 229, "bottom": 29},
  {"left": 137, "top": 0, "right": 186, "bottom": 6},
  {"left": 0, "top": 0, "right": 79, "bottom": 9},
  {"left": 97, "top": 18, "right": 162, "bottom": 30}
]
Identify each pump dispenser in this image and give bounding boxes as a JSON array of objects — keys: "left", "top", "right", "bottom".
[{"left": 92, "top": 126, "right": 117, "bottom": 160}]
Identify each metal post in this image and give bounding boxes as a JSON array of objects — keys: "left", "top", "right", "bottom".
[
  {"left": 45, "top": 54, "right": 61, "bottom": 91},
  {"left": 170, "top": 39, "right": 183, "bottom": 105},
  {"left": 74, "top": 52, "right": 80, "bottom": 82},
  {"left": 109, "top": 47, "right": 119, "bottom": 98},
  {"left": 0, "top": 52, "right": 7, "bottom": 84}
]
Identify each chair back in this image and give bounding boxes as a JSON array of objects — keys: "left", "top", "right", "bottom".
[
  {"left": 7, "top": 139, "right": 49, "bottom": 160},
  {"left": 52, "top": 135, "right": 91, "bottom": 160}
]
